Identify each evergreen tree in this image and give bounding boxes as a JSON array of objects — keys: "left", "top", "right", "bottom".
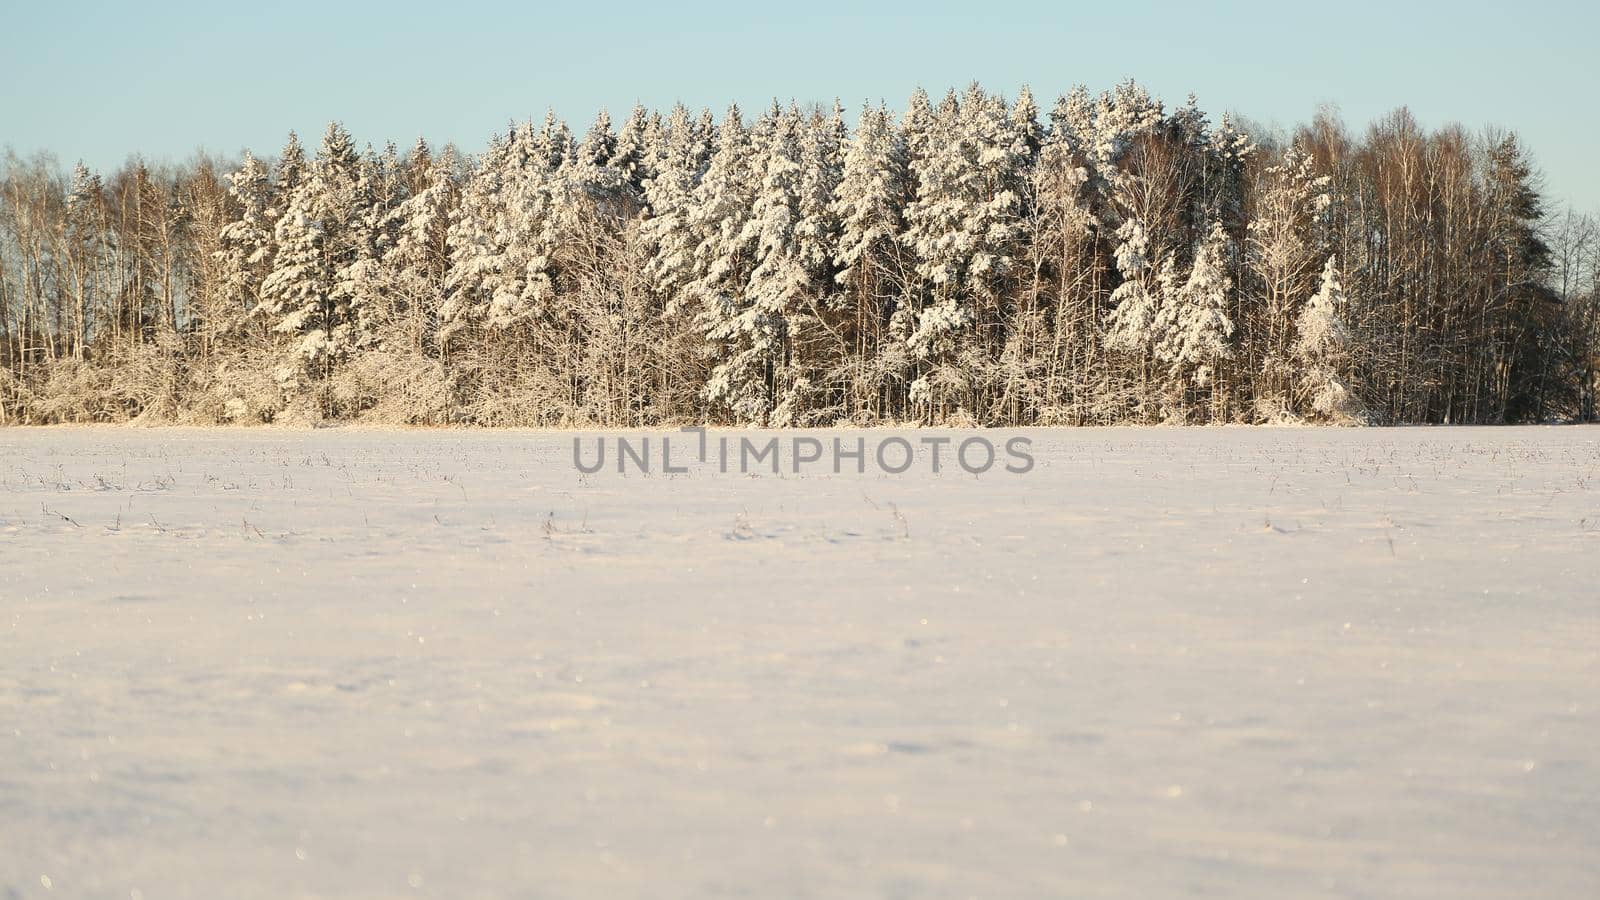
[
  {"left": 686, "top": 104, "right": 763, "bottom": 420},
  {"left": 641, "top": 104, "right": 710, "bottom": 312},
  {"left": 259, "top": 122, "right": 371, "bottom": 382},
  {"left": 1157, "top": 221, "right": 1236, "bottom": 385},
  {"left": 1294, "top": 255, "right": 1361, "bottom": 421},
  {"left": 216, "top": 151, "right": 275, "bottom": 326},
  {"left": 610, "top": 104, "right": 655, "bottom": 200},
  {"left": 440, "top": 130, "right": 509, "bottom": 345},
  {"left": 1104, "top": 218, "right": 1159, "bottom": 355}
]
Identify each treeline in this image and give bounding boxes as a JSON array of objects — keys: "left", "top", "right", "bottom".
[{"left": 2, "top": 82, "right": 1596, "bottom": 427}]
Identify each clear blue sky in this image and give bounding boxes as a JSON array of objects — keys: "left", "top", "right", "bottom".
[{"left": 4, "top": 0, "right": 1596, "bottom": 210}]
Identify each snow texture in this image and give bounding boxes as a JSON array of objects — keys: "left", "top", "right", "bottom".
[{"left": 2, "top": 427, "right": 1598, "bottom": 898}]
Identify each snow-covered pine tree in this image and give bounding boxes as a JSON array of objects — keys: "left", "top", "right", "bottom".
[
  {"left": 334, "top": 142, "right": 404, "bottom": 351},
  {"left": 1156, "top": 221, "right": 1236, "bottom": 398},
  {"left": 833, "top": 104, "right": 906, "bottom": 296},
  {"left": 686, "top": 103, "right": 769, "bottom": 422},
  {"left": 765, "top": 102, "right": 848, "bottom": 424},
  {"left": 987, "top": 85, "right": 1050, "bottom": 421},
  {"left": 901, "top": 87, "right": 936, "bottom": 175},
  {"left": 577, "top": 109, "right": 617, "bottom": 169},
  {"left": 1103, "top": 217, "right": 1161, "bottom": 355},
  {"left": 641, "top": 104, "right": 710, "bottom": 311},
  {"left": 1206, "top": 113, "right": 1255, "bottom": 224},
  {"left": 1053, "top": 86, "right": 1096, "bottom": 170},
  {"left": 901, "top": 84, "right": 1033, "bottom": 419},
  {"left": 1009, "top": 85, "right": 1044, "bottom": 168},
  {"left": 274, "top": 131, "right": 307, "bottom": 196},
  {"left": 736, "top": 105, "right": 812, "bottom": 423},
  {"left": 901, "top": 87, "right": 978, "bottom": 412},
  {"left": 389, "top": 147, "right": 457, "bottom": 284},
  {"left": 258, "top": 122, "right": 372, "bottom": 394},
  {"left": 367, "top": 142, "right": 408, "bottom": 254},
  {"left": 440, "top": 129, "right": 510, "bottom": 345},
  {"left": 488, "top": 118, "right": 562, "bottom": 329},
  {"left": 258, "top": 178, "right": 327, "bottom": 384},
  {"left": 795, "top": 102, "right": 844, "bottom": 285},
  {"left": 866, "top": 88, "right": 936, "bottom": 417},
  {"left": 831, "top": 102, "right": 908, "bottom": 419},
  {"left": 374, "top": 144, "right": 459, "bottom": 351},
  {"left": 215, "top": 151, "right": 275, "bottom": 329},
  {"left": 1029, "top": 92, "right": 1098, "bottom": 419},
  {"left": 610, "top": 104, "right": 655, "bottom": 202},
  {"left": 572, "top": 109, "right": 625, "bottom": 207},
  {"left": 532, "top": 109, "right": 572, "bottom": 172},
  {"left": 1293, "top": 254, "right": 1362, "bottom": 422},
  {"left": 400, "top": 137, "right": 434, "bottom": 194}
]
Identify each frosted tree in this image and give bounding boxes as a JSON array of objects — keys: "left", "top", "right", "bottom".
[
  {"left": 831, "top": 103, "right": 908, "bottom": 418},
  {"left": 1248, "top": 139, "right": 1333, "bottom": 400},
  {"left": 369, "top": 142, "right": 409, "bottom": 248},
  {"left": 258, "top": 123, "right": 371, "bottom": 387},
  {"left": 1206, "top": 113, "right": 1255, "bottom": 222},
  {"left": 736, "top": 107, "right": 805, "bottom": 419},
  {"left": 901, "top": 88, "right": 936, "bottom": 173},
  {"left": 389, "top": 147, "right": 458, "bottom": 282},
  {"left": 795, "top": 102, "right": 844, "bottom": 285},
  {"left": 684, "top": 105, "right": 757, "bottom": 314},
  {"left": 371, "top": 145, "right": 459, "bottom": 351},
  {"left": 1029, "top": 92, "right": 1097, "bottom": 416},
  {"left": 887, "top": 88, "right": 938, "bottom": 377},
  {"left": 1009, "top": 85, "right": 1044, "bottom": 165},
  {"left": 685, "top": 104, "right": 765, "bottom": 421},
  {"left": 1102, "top": 215, "right": 1169, "bottom": 419},
  {"left": 572, "top": 109, "right": 625, "bottom": 207},
  {"left": 610, "top": 104, "right": 655, "bottom": 201},
  {"left": 1293, "top": 255, "right": 1362, "bottom": 422},
  {"left": 274, "top": 131, "right": 306, "bottom": 196},
  {"left": 439, "top": 113, "right": 576, "bottom": 338},
  {"left": 641, "top": 104, "right": 711, "bottom": 310},
  {"left": 531, "top": 109, "right": 572, "bottom": 171},
  {"left": 494, "top": 120, "right": 558, "bottom": 328},
  {"left": 577, "top": 110, "right": 617, "bottom": 168},
  {"left": 215, "top": 151, "right": 275, "bottom": 328},
  {"left": 1089, "top": 80, "right": 1164, "bottom": 177},
  {"left": 440, "top": 131, "right": 510, "bottom": 345},
  {"left": 258, "top": 182, "right": 327, "bottom": 379},
  {"left": 1052, "top": 86, "right": 1095, "bottom": 165},
  {"left": 833, "top": 104, "right": 906, "bottom": 291},
  {"left": 1087, "top": 81, "right": 1169, "bottom": 272},
  {"left": 322, "top": 143, "right": 458, "bottom": 424},
  {"left": 902, "top": 89, "right": 974, "bottom": 383},
  {"left": 1156, "top": 221, "right": 1236, "bottom": 387},
  {"left": 1170, "top": 94, "right": 1209, "bottom": 149},
  {"left": 993, "top": 84, "right": 1042, "bottom": 345},
  {"left": 1103, "top": 218, "right": 1160, "bottom": 354},
  {"left": 901, "top": 85, "right": 1032, "bottom": 415},
  {"left": 484, "top": 118, "right": 565, "bottom": 329},
  {"left": 334, "top": 143, "right": 403, "bottom": 349}
]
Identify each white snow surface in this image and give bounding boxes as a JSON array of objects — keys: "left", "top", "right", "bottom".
[{"left": 2, "top": 426, "right": 1597, "bottom": 899}]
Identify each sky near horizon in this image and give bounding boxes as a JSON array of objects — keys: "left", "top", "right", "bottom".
[{"left": 3, "top": 0, "right": 1596, "bottom": 210}]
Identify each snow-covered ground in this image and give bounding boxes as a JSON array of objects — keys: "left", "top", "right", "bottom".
[{"left": 2, "top": 426, "right": 1597, "bottom": 899}]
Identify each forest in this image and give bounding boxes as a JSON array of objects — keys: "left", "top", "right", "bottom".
[{"left": 2, "top": 81, "right": 1596, "bottom": 427}]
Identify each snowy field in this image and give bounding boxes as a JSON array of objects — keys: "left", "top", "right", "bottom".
[{"left": 2, "top": 426, "right": 1598, "bottom": 900}]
